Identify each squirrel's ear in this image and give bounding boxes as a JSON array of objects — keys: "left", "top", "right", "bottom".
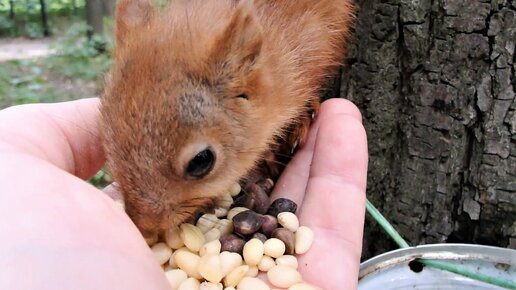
[
  {"left": 115, "top": 0, "right": 154, "bottom": 49},
  {"left": 211, "top": 0, "right": 263, "bottom": 74}
]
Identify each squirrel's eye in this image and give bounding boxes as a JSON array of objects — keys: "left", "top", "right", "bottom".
[
  {"left": 184, "top": 148, "right": 216, "bottom": 180},
  {"left": 235, "top": 94, "right": 248, "bottom": 100}
]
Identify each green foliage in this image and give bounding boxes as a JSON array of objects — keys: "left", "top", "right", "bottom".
[
  {"left": 0, "top": 0, "right": 86, "bottom": 38},
  {"left": 0, "top": 21, "right": 113, "bottom": 109},
  {"left": 87, "top": 167, "right": 112, "bottom": 188},
  {"left": 49, "top": 22, "right": 113, "bottom": 79}
]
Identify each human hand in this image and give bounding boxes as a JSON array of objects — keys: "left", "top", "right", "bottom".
[
  {"left": 0, "top": 98, "right": 170, "bottom": 289},
  {"left": 270, "top": 98, "right": 367, "bottom": 290},
  {"left": 0, "top": 97, "right": 367, "bottom": 290}
]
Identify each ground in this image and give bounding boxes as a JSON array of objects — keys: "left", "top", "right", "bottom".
[{"left": 0, "top": 37, "right": 53, "bottom": 61}]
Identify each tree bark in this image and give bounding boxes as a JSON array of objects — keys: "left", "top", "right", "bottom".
[
  {"left": 86, "top": 0, "right": 104, "bottom": 35},
  {"left": 9, "top": 0, "right": 15, "bottom": 19},
  {"left": 339, "top": 0, "right": 516, "bottom": 259}
]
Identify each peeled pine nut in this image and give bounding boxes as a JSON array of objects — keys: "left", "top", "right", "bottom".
[
  {"left": 295, "top": 226, "right": 314, "bottom": 254},
  {"left": 200, "top": 282, "right": 224, "bottom": 290},
  {"left": 267, "top": 265, "right": 302, "bottom": 288},
  {"left": 275, "top": 255, "right": 298, "bottom": 269},
  {"left": 277, "top": 212, "right": 299, "bottom": 232},
  {"left": 174, "top": 250, "right": 202, "bottom": 279},
  {"left": 223, "top": 265, "right": 249, "bottom": 287},
  {"left": 180, "top": 223, "right": 205, "bottom": 252},
  {"left": 197, "top": 214, "right": 219, "bottom": 233},
  {"left": 227, "top": 207, "right": 249, "bottom": 221},
  {"left": 151, "top": 243, "right": 172, "bottom": 265},
  {"left": 205, "top": 228, "right": 222, "bottom": 243},
  {"left": 237, "top": 277, "right": 270, "bottom": 290},
  {"left": 243, "top": 238, "right": 264, "bottom": 266},
  {"left": 263, "top": 238, "right": 285, "bottom": 258},
  {"left": 214, "top": 219, "right": 234, "bottom": 236},
  {"left": 220, "top": 251, "right": 243, "bottom": 276},
  {"left": 214, "top": 207, "right": 229, "bottom": 218},
  {"left": 228, "top": 183, "right": 242, "bottom": 197},
  {"left": 244, "top": 265, "right": 259, "bottom": 277},
  {"left": 224, "top": 287, "right": 236, "bottom": 290},
  {"left": 166, "top": 226, "right": 185, "bottom": 249},
  {"left": 178, "top": 277, "right": 201, "bottom": 290},
  {"left": 257, "top": 255, "right": 275, "bottom": 272},
  {"left": 216, "top": 193, "right": 234, "bottom": 209},
  {"left": 199, "top": 239, "right": 221, "bottom": 256},
  {"left": 198, "top": 254, "right": 224, "bottom": 283},
  {"left": 164, "top": 269, "right": 187, "bottom": 290},
  {"left": 288, "top": 283, "right": 321, "bottom": 290}
]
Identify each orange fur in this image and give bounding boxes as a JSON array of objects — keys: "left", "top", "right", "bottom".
[{"left": 100, "top": 0, "right": 354, "bottom": 237}]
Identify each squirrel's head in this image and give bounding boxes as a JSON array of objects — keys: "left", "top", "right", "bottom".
[{"left": 100, "top": 0, "right": 281, "bottom": 237}]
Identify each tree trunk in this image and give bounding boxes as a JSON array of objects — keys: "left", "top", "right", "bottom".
[
  {"left": 338, "top": 0, "right": 516, "bottom": 259},
  {"left": 39, "top": 0, "right": 50, "bottom": 36},
  {"left": 9, "top": 0, "right": 15, "bottom": 19},
  {"left": 102, "top": 0, "right": 116, "bottom": 17},
  {"left": 86, "top": 0, "right": 104, "bottom": 35}
]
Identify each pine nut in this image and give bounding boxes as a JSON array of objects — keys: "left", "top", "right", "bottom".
[
  {"left": 267, "top": 265, "right": 302, "bottom": 288},
  {"left": 223, "top": 265, "right": 249, "bottom": 287},
  {"left": 197, "top": 214, "right": 219, "bottom": 233},
  {"left": 220, "top": 251, "right": 243, "bottom": 276},
  {"left": 243, "top": 238, "right": 264, "bottom": 266},
  {"left": 200, "top": 282, "right": 224, "bottom": 290},
  {"left": 178, "top": 277, "right": 201, "bottom": 290},
  {"left": 263, "top": 238, "right": 285, "bottom": 258},
  {"left": 214, "top": 219, "right": 234, "bottom": 236},
  {"left": 199, "top": 239, "right": 221, "bottom": 256},
  {"left": 236, "top": 277, "right": 270, "bottom": 290},
  {"left": 228, "top": 183, "right": 242, "bottom": 197},
  {"left": 180, "top": 223, "right": 205, "bottom": 252},
  {"left": 151, "top": 242, "right": 172, "bottom": 265},
  {"left": 295, "top": 226, "right": 314, "bottom": 254},
  {"left": 214, "top": 207, "right": 229, "bottom": 218},
  {"left": 244, "top": 265, "right": 259, "bottom": 277},
  {"left": 216, "top": 193, "right": 234, "bottom": 209},
  {"left": 198, "top": 254, "right": 224, "bottom": 283},
  {"left": 275, "top": 255, "right": 298, "bottom": 269},
  {"left": 257, "top": 255, "right": 275, "bottom": 272},
  {"left": 164, "top": 269, "right": 187, "bottom": 290},
  {"left": 204, "top": 228, "right": 222, "bottom": 243},
  {"left": 277, "top": 212, "right": 299, "bottom": 232},
  {"left": 174, "top": 250, "right": 202, "bottom": 279}
]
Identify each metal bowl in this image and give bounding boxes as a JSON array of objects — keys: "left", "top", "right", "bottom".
[{"left": 358, "top": 244, "right": 516, "bottom": 289}]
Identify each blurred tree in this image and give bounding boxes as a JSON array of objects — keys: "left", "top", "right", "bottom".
[
  {"left": 85, "top": 0, "right": 104, "bottom": 35},
  {"left": 39, "top": 0, "right": 50, "bottom": 36},
  {"left": 9, "top": 0, "right": 15, "bottom": 19}
]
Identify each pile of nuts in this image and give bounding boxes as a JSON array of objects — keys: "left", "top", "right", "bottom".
[{"left": 146, "top": 181, "right": 317, "bottom": 290}]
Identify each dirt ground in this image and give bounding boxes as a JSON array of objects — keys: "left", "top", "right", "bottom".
[{"left": 0, "top": 37, "right": 53, "bottom": 62}]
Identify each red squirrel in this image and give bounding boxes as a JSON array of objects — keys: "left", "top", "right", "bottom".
[{"left": 100, "top": 0, "right": 354, "bottom": 238}]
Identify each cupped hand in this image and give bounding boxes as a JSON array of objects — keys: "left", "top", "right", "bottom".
[
  {"left": 270, "top": 98, "right": 367, "bottom": 290},
  {"left": 0, "top": 98, "right": 367, "bottom": 290}
]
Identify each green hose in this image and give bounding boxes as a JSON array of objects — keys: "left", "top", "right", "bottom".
[{"left": 365, "top": 199, "right": 516, "bottom": 290}]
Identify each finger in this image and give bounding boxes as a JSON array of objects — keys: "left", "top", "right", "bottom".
[
  {"left": 298, "top": 112, "right": 368, "bottom": 289},
  {"left": 0, "top": 98, "right": 105, "bottom": 179},
  {"left": 270, "top": 98, "right": 363, "bottom": 206}
]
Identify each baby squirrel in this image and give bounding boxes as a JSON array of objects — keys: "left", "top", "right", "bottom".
[{"left": 100, "top": 0, "right": 354, "bottom": 238}]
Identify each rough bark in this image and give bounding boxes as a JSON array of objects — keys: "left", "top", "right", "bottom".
[{"left": 339, "top": 0, "right": 516, "bottom": 259}]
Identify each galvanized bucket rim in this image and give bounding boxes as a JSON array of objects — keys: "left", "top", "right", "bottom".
[{"left": 359, "top": 243, "right": 516, "bottom": 280}]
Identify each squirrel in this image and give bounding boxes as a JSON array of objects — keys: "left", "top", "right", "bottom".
[{"left": 100, "top": 0, "right": 354, "bottom": 238}]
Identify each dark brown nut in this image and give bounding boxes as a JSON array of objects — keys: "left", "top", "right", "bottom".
[
  {"left": 260, "top": 215, "right": 278, "bottom": 237},
  {"left": 252, "top": 232, "right": 268, "bottom": 243},
  {"left": 233, "top": 186, "right": 270, "bottom": 214},
  {"left": 267, "top": 198, "right": 298, "bottom": 217},
  {"left": 233, "top": 210, "right": 265, "bottom": 235},
  {"left": 220, "top": 234, "right": 246, "bottom": 254},
  {"left": 271, "top": 228, "right": 295, "bottom": 255}
]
